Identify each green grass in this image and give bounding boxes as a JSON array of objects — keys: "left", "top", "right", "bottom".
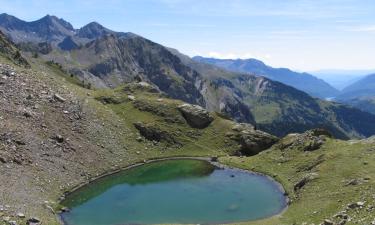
[
  {"left": 220, "top": 139, "right": 375, "bottom": 225},
  {"left": 93, "top": 85, "right": 240, "bottom": 157}
]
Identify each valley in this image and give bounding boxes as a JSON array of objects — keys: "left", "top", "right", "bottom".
[{"left": 0, "top": 10, "right": 375, "bottom": 225}]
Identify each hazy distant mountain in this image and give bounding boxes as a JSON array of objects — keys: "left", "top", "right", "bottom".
[
  {"left": 334, "top": 74, "right": 375, "bottom": 114},
  {"left": 332, "top": 74, "right": 375, "bottom": 114},
  {"left": 193, "top": 56, "right": 339, "bottom": 98},
  {"left": 2, "top": 13, "right": 375, "bottom": 139},
  {"left": 310, "top": 69, "right": 374, "bottom": 90},
  {"left": 338, "top": 74, "right": 375, "bottom": 99}
]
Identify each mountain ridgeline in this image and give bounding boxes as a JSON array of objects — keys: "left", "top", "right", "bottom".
[
  {"left": 192, "top": 56, "right": 339, "bottom": 98},
  {"left": 338, "top": 73, "right": 375, "bottom": 100},
  {"left": 335, "top": 73, "right": 375, "bottom": 114},
  {"left": 1, "top": 13, "right": 375, "bottom": 139}
]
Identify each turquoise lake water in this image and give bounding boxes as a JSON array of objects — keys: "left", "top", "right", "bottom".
[{"left": 61, "top": 159, "right": 286, "bottom": 225}]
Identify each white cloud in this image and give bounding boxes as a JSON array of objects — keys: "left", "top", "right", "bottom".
[
  {"left": 341, "top": 25, "right": 375, "bottom": 33},
  {"left": 200, "top": 51, "right": 271, "bottom": 60},
  {"left": 355, "top": 25, "right": 375, "bottom": 32}
]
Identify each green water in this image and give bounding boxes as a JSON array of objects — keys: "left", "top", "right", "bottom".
[{"left": 61, "top": 159, "right": 286, "bottom": 225}]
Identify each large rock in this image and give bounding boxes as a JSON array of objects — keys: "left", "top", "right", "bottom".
[
  {"left": 228, "top": 123, "right": 279, "bottom": 155},
  {"left": 294, "top": 173, "right": 318, "bottom": 191},
  {"left": 133, "top": 122, "right": 179, "bottom": 145},
  {"left": 178, "top": 103, "right": 214, "bottom": 128},
  {"left": 278, "top": 128, "right": 331, "bottom": 151},
  {"left": 27, "top": 217, "right": 41, "bottom": 225}
]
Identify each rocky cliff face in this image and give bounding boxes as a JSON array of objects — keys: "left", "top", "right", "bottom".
[{"left": 54, "top": 34, "right": 206, "bottom": 105}]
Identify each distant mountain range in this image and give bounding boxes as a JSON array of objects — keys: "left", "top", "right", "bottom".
[
  {"left": 310, "top": 69, "right": 375, "bottom": 90},
  {"left": 335, "top": 74, "right": 375, "bottom": 114},
  {"left": 0, "top": 13, "right": 137, "bottom": 49},
  {"left": 339, "top": 74, "right": 375, "bottom": 99},
  {"left": 193, "top": 56, "right": 339, "bottom": 98},
  {"left": 1, "top": 13, "right": 375, "bottom": 139}
]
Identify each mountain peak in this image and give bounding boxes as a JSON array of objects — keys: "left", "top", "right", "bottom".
[
  {"left": 0, "top": 13, "right": 17, "bottom": 19},
  {"left": 84, "top": 21, "right": 104, "bottom": 28},
  {"left": 242, "top": 58, "right": 266, "bottom": 67},
  {"left": 35, "top": 14, "right": 74, "bottom": 31},
  {"left": 0, "top": 13, "right": 25, "bottom": 29},
  {"left": 40, "top": 14, "right": 56, "bottom": 20},
  {"left": 77, "top": 21, "right": 113, "bottom": 39},
  {"left": 0, "top": 13, "right": 11, "bottom": 18}
]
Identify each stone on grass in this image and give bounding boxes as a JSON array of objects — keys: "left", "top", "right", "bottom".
[
  {"left": 16, "top": 212, "right": 25, "bottom": 218},
  {"left": 177, "top": 103, "right": 214, "bottom": 128}
]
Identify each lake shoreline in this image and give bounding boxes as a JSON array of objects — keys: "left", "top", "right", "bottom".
[{"left": 58, "top": 156, "right": 289, "bottom": 225}]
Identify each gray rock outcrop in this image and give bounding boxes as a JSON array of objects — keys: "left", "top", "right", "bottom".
[
  {"left": 227, "top": 123, "right": 279, "bottom": 155},
  {"left": 178, "top": 103, "right": 214, "bottom": 128}
]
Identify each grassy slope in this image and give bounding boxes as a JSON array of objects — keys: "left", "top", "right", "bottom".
[
  {"left": 1, "top": 55, "right": 375, "bottom": 225},
  {"left": 221, "top": 139, "right": 375, "bottom": 225}
]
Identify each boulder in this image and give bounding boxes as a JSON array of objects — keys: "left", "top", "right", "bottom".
[
  {"left": 27, "top": 217, "right": 41, "bottom": 225},
  {"left": 228, "top": 123, "right": 278, "bottom": 155},
  {"left": 178, "top": 104, "right": 214, "bottom": 128},
  {"left": 294, "top": 173, "right": 318, "bottom": 191},
  {"left": 127, "top": 95, "right": 136, "bottom": 101},
  {"left": 133, "top": 122, "right": 179, "bottom": 145},
  {"left": 302, "top": 137, "right": 324, "bottom": 151},
  {"left": 53, "top": 93, "right": 66, "bottom": 103},
  {"left": 53, "top": 134, "right": 64, "bottom": 143},
  {"left": 322, "top": 219, "right": 334, "bottom": 225},
  {"left": 278, "top": 128, "right": 331, "bottom": 151},
  {"left": 238, "top": 131, "right": 279, "bottom": 155},
  {"left": 310, "top": 128, "right": 333, "bottom": 138},
  {"left": 232, "top": 123, "right": 255, "bottom": 132},
  {"left": 16, "top": 212, "right": 25, "bottom": 218},
  {"left": 347, "top": 201, "right": 365, "bottom": 209}
]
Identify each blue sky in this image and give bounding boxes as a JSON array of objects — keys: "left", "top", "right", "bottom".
[{"left": 1, "top": 0, "right": 375, "bottom": 71}]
